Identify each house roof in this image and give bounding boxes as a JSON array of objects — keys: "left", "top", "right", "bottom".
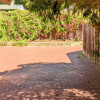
[
  {"left": 0, "top": 4, "right": 24, "bottom": 10},
  {"left": 0, "top": 0, "right": 12, "bottom": 5}
]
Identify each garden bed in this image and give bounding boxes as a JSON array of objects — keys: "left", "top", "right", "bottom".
[{"left": 0, "top": 10, "right": 85, "bottom": 47}]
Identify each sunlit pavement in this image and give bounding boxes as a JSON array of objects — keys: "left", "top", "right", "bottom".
[{"left": 0, "top": 46, "right": 100, "bottom": 100}]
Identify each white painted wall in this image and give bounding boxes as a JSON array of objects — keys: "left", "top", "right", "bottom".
[{"left": 10, "top": 0, "right": 14, "bottom": 6}]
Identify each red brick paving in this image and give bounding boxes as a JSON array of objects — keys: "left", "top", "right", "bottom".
[
  {"left": 0, "top": 46, "right": 82, "bottom": 72},
  {"left": 0, "top": 46, "right": 100, "bottom": 100}
]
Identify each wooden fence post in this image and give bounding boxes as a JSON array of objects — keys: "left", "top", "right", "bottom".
[
  {"left": 83, "top": 24, "right": 86, "bottom": 56},
  {"left": 83, "top": 23, "right": 100, "bottom": 67}
]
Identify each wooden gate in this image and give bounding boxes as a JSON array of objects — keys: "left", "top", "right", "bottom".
[{"left": 83, "top": 24, "right": 100, "bottom": 67}]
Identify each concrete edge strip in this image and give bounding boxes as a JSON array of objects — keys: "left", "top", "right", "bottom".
[{"left": 0, "top": 41, "right": 83, "bottom": 46}]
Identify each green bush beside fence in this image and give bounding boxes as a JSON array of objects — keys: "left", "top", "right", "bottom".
[{"left": 0, "top": 10, "right": 85, "bottom": 42}]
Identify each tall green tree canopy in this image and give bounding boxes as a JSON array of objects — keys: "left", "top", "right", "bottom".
[
  {"left": 15, "top": 0, "right": 26, "bottom": 4},
  {"left": 71, "top": 0, "right": 100, "bottom": 29},
  {"left": 29, "top": 0, "right": 100, "bottom": 29}
]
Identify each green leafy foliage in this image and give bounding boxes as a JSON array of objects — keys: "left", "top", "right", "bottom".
[
  {"left": 0, "top": 10, "right": 84, "bottom": 42},
  {"left": 83, "top": 9, "right": 92, "bottom": 17},
  {"left": 15, "top": 0, "right": 26, "bottom": 5},
  {"left": 29, "top": 0, "right": 100, "bottom": 31},
  {"left": 12, "top": 41, "right": 27, "bottom": 46},
  {"left": 29, "top": 0, "right": 72, "bottom": 16}
]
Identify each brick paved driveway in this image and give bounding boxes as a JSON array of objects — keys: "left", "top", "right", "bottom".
[{"left": 0, "top": 46, "right": 100, "bottom": 100}]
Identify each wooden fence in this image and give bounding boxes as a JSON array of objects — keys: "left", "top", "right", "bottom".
[{"left": 83, "top": 23, "right": 100, "bottom": 67}]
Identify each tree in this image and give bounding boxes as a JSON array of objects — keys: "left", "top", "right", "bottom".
[
  {"left": 29, "top": 0, "right": 100, "bottom": 30},
  {"left": 71, "top": 0, "right": 100, "bottom": 30}
]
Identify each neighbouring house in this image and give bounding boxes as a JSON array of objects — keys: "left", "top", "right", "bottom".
[
  {"left": 0, "top": 0, "right": 14, "bottom": 5},
  {"left": 0, "top": 4, "right": 25, "bottom": 11},
  {"left": 62, "top": 5, "right": 75, "bottom": 12}
]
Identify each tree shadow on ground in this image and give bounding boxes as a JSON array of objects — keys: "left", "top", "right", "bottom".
[{"left": 0, "top": 51, "right": 100, "bottom": 100}]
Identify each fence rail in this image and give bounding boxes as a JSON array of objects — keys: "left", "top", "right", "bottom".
[{"left": 83, "top": 23, "right": 100, "bottom": 67}]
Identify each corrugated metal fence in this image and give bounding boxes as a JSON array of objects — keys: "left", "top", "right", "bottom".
[{"left": 83, "top": 23, "right": 100, "bottom": 67}]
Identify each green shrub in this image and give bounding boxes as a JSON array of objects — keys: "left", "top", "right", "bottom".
[
  {"left": 12, "top": 41, "right": 27, "bottom": 47},
  {"left": 0, "top": 10, "right": 84, "bottom": 42}
]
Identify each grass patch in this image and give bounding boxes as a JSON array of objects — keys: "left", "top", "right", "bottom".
[{"left": 77, "top": 53, "right": 84, "bottom": 59}]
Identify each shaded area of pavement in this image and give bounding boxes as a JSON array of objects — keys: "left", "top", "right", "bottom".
[{"left": 0, "top": 47, "right": 100, "bottom": 100}]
